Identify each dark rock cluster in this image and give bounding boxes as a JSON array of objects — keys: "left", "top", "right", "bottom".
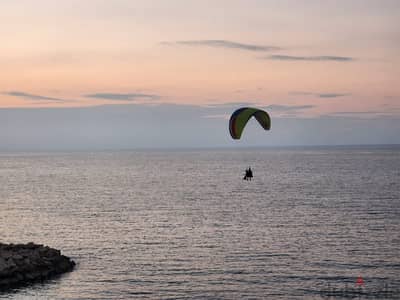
[{"left": 0, "top": 242, "right": 75, "bottom": 290}]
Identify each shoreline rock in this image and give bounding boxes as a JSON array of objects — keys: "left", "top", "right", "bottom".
[{"left": 0, "top": 242, "right": 75, "bottom": 290}]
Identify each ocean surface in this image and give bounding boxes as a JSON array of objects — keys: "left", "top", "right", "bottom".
[{"left": 0, "top": 147, "right": 399, "bottom": 299}]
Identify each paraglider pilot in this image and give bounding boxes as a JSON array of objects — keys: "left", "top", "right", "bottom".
[{"left": 243, "top": 167, "right": 253, "bottom": 181}]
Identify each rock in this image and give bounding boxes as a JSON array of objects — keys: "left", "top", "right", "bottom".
[
  {"left": 0, "top": 243, "right": 75, "bottom": 290},
  {"left": 0, "top": 257, "right": 7, "bottom": 269},
  {"left": 12, "top": 254, "right": 23, "bottom": 261}
]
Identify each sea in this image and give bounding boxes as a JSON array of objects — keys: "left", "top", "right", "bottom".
[{"left": 0, "top": 146, "right": 399, "bottom": 299}]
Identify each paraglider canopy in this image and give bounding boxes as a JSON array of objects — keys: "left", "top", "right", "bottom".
[{"left": 229, "top": 107, "right": 271, "bottom": 139}]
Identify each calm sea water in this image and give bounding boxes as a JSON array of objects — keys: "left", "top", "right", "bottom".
[{"left": 0, "top": 147, "right": 399, "bottom": 299}]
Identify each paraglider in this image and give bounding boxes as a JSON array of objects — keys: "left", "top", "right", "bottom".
[
  {"left": 229, "top": 107, "right": 271, "bottom": 140},
  {"left": 229, "top": 107, "right": 271, "bottom": 180}
]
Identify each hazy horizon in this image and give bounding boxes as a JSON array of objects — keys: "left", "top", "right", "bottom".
[{"left": 1, "top": 103, "right": 400, "bottom": 151}]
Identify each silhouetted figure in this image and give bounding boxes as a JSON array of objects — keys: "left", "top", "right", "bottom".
[
  {"left": 243, "top": 167, "right": 253, "bottom": 181},
  {"left": 248, "top": 167, "right": 253, "bottom": 180}
]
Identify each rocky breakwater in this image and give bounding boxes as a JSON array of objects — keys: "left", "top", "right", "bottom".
[{"left": 0, "top": 242, "right": 75, "bottom": 290}]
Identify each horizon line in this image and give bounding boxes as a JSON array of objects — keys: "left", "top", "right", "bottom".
[{"left": 0, "top": 143, "right": 399, "bottom": 154}]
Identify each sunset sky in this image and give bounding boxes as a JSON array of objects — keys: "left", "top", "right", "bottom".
[{"left": 1, "top": 1, "right": 399, "bottom": 149}]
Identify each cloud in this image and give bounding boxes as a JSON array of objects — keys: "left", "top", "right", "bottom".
[
  {"left": 264, "top": 55, "right": 354, "bottom": 62},
  {"left": 329, "top": 110, "right": 399, "bottom": 117},
  {"left": 203, "top": 103, "right": 315, "bottom": 118},
  {"left": 331, "top": 111, "right": 380, "bottom": 115},
  {"left": 322, "top": 107, "right": 400, "bottom": 120},
  {"left": 202, "top": 114, "right": 230, "bottom": 120},
  {"left": 84, "top": 93, "right": 159, "bottom": 101},
  {"left": 265, "top": 104, "right": 315, "bottom": 112},
  {"left": 290, "top": 91, "right": 350, "bottom": 98},
  {"left": 204, "top": 101, "right": 256, "bottom": 108},
  {"left": 319, "top": 93, "right": 349, "bottom": 98},
  {"left": 162, "top": 40, "right": 280, "bottom": 52},
  {"left": 4, "top": 91, "right": 70, "bottom": 103}
]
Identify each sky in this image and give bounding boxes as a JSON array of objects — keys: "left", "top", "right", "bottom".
[{"left": 1, "top": 0, "right": 399, "bottom": 150}]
